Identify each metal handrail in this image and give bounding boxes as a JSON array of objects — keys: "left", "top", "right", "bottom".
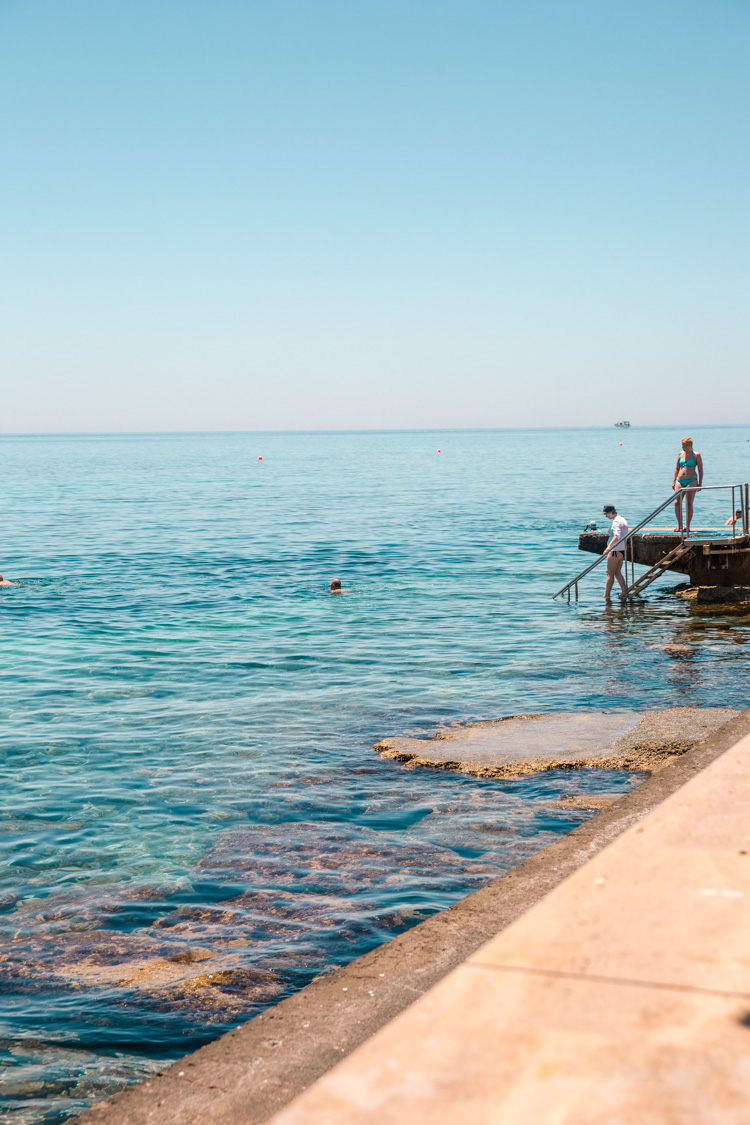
[{"left": 553, "top": 482, "right": 748, "bottom": 601}]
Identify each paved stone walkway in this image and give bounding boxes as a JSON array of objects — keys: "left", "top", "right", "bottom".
[{"left": 271, "top": 731, "right": 750, "bottom": 1124}]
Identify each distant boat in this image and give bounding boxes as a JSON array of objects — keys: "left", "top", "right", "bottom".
[{"left": 614, "top": 421, "right": 631, "bottom": 428}]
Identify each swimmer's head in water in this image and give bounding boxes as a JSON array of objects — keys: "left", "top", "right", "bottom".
[{"left": 330, "top": 578, "right": 342, "bottom": 592}]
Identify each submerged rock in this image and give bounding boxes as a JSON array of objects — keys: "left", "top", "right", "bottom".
[
  {"left": 0, "top": 823, "right": 502, "bottom": 1025},
  {"left": 674, "top": 585, "right": 750, "bottom": 606},
  {"left": 374, "top": 708, "right": 738, "bottom": 778}
]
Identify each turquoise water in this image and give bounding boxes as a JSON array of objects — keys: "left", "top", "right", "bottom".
[{"left": 1, "top": 426, "right": 748, "bottom": 1123}]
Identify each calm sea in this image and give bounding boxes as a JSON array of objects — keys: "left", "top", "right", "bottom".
[{"left": 1, "top": 426, "right": 748, "bottom": 1123}]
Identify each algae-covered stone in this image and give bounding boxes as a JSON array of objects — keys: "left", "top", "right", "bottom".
[
  {"left": 674, "top": 585, "right": 750, "bottom": 606},
  {"left": 374, "top": 708, "right": 738, "bottom": 778}
]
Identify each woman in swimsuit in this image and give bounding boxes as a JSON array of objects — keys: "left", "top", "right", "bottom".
[{"left": 672, "top": 436, "right": 703, "bottom": 534}]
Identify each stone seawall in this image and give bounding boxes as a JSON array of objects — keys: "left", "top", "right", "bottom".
[{"left": 74, "top": 707, "right": 750, "bottom": 1125}]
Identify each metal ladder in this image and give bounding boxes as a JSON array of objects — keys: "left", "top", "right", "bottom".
[{"left": 622, "top": 539, "right": 693, "bottom": 598}]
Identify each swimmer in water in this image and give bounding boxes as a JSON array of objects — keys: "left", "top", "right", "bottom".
[
  {"left": 0, "top": 574, "right": 15, "bottom": 587},
  {"left": 725, "top": 509, "right": 743, "bottom": 527},
  {"left": 330, "top": 578, "right": 351, "bottom": 594}
]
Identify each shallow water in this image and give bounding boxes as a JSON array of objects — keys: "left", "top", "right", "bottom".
[{"left": 1, "top": 426, "right": 748, "bottom": 1122}]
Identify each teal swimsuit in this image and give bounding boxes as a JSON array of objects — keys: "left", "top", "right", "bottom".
[{"left": 677, "top": 453, "right": 698, "bottom": 487}]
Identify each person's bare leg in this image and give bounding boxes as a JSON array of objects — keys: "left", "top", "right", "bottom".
[
  {"left": 685, "top": 489, "right": 695, "bottom": 534},
  {"left": 604, "top": 554, "right": 616, "bottom": 599},
  {"left": 614, "top": 556, "right": 628, "bottom": 596},
  {"left": 674, "top": 485, "right": 683, "bottom": 532}
]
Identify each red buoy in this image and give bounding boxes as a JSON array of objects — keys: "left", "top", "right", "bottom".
[
  {"left": 258, "top": 456, "right": 263, "bottom": 460},
  {"left": 437, "top": 449, "right": 441, "bottom": 453}
]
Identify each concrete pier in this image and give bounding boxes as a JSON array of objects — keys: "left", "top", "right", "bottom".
[
  {"left": 74, "top": 708, "right": 750, "bottom": 1125},
  {"left": 579, "top": 529, "right": 750, "bottom": 586}
]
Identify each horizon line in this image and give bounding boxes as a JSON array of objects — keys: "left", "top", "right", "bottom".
[{"left": 0, "top": 423, "right": 747, "bottom": 438}]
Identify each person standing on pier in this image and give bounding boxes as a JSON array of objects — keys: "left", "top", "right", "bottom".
[
  {"left": 602, "top": 505, "right": 629, "bottom": 600},
  {"left": 672, "top": 436, "right": 703, "bottom": 534}
]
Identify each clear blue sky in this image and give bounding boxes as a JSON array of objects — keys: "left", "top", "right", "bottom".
[{"left": 1, "top": 0, "right": 747, "bottom": 431}]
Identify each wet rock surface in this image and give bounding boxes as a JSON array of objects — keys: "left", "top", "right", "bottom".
[
  {"left": 374, "top": 708, "right": 739, "bottom": 777},
  {"left": 675, "top": 585, "right": 750, "bottom": 605},
  {"left": 0, "top": 825, "right": 504, "bottom": 1049}
]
